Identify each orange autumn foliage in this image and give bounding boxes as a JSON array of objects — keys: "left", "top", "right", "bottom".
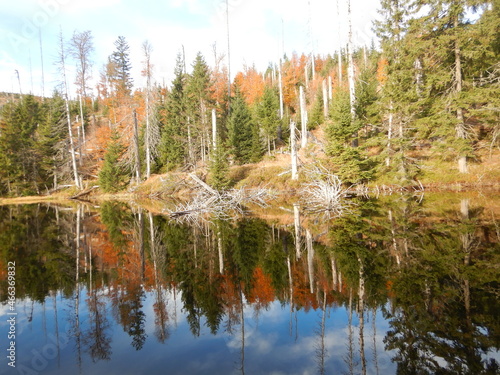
[
  {"left": 377, "top": 57, "right": 389, "bottom": 86},
  {"left": 233, "top": 66, "right": 265, "bottom": 107},
  {"left": 211, "top": 65, "right": 229, "bottom": 113}
]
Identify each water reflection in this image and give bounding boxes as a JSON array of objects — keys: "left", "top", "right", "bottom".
[{"left": 0, "top": 195, "right": 498, "bottom": 374}]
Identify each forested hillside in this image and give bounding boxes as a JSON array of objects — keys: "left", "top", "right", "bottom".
[{"left": 0, "top": 1, "right": 499, "bottom": 197}]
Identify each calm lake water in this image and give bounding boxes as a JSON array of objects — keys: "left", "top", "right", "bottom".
[{"left": 0, "top": 194, "right": 499, "bottom": 375}]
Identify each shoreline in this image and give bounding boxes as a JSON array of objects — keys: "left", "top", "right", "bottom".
[{"left": 1, "top": 180, "right": 499, "bottom": 206}]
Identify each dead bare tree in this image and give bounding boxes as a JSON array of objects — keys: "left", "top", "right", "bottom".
[
  {"left": 167, "top": 174, "right": 274, "bottom": 223},
  {"left": 141, "top": 40, "right": 160, "bottom": 178},
  {"left": 301, "top": 165, "right": 351, "bottom": 218},
  {"left": 56, "top": 28, "right": 81, "bottom": 189},
  {"left": 69, "top": 30, "right": 94, "bottom": 149}
]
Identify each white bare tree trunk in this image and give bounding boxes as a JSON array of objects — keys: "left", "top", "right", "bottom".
[
  {"left": 300, "top": 86, "right": 308, "bottom": 148},
  {"left": 386, "top": 101, "right": 393, "bottom": 167},
  {"left": 187, "top": 117, "right": 194, "bottom": 167},
  {"left": 336, "top": 0, "right": 343, "bottom": 86},
  {"left": 212, "top": 108, "right": 217, "bottom": 150},
  {"left": 290, "top": 120, "right": 298, "bottom": 180},
  {"left": 347, "top": 0, "right": 356, "bottom": 119},
  {"left": 65, "top": 98, "right": 81, "bottom": 189},
  {"left": 58, "top": 29, "right": 80, "bottom": 189},
  {"left": 78, "top": 94, "right": 86, "bottom": 149},
  {"left": 328, "top": 75, "right": 333, "bottom": 101},
  {"left": 133, "top": 109, "right": 141, "bottom": 182},
  {"left": 142, "top": 41, "right": 153, "bottom": 179},
  {"left": 322, "top": 79, "right": 328, "bottom": 118},
  {"left": 278, "top": 60, "right": 284, "bottom": 119}
]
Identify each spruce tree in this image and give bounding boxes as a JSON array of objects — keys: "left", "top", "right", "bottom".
[
  {"left": 228, "top": 88, "right": 262, "bottom": 164},
  {"left": 110, "top": 36, "right": 133, "bottom": 97},
  {"left": 374, "top": 0, "right": 421, "bottom": 183},
  {"left": 185, "top": 52, "right": 213, "bottom": 164},
  {"left": 326, "top": 89, "right": 372, "bottom": 184},
  {"left": 309, "top": 90, "right": 324, "bottom": 130},
  {"left": 99, "top": 130, "right": 127, "bottom": 192},
  {"left": 0, "top": 95, "right": 43, "bottom": 195},
  {"left": 159, "top": 55, "right": 187, "bottom": 170},
  {"left": 257, "top": 86, "right": 281, "bottom": 154},
  {"left": 36, "top": 94, "right": 67, "bottom": 188},
  {"left": 208, "top": 138, "right": 231, "bottom": 191},
  {"left": 411, "top": 0, "right": 490, "bottom": 173}
]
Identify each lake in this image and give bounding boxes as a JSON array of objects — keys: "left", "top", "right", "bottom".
[{"left": 0, "top": 193, "right": 499, "bottom": 375}]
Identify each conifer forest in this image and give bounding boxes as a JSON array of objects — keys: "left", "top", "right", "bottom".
[{"left": 0, "top": 1, "right": 498, "bottom": 198}]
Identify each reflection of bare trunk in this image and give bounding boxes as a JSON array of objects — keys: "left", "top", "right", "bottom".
[
  {"left": 346, "top": 288, "right": 355, "bottom": 375},
  {"left": 138, "top": 210, "right": 145, "bottom": 282},
  {"left": 193, "top": 226, "right": 198, "bottom": 268},
  {"left": 239, "top": 286, "right": 245, "bottom": 375},
  {"left": 389, "top": 209, "right": 400, "bottom": 266},
  {"left": 52, "top": 293, "right": 61, "bottom": 367},
  {"left": 294, "top": 204, "right": 301, "bottom": 258},
  {"left": 358, "top": 257, "right": 366, "bottom": 375},
  {"left": 331, "top": 257, "right": 338, "bottom": 291},
  {"left": 460, "top": 199, "right": 472, "bottom": 327},
  {"left": 371, "top": 308, "right": 380, "bottom": 375},
  {"left": 316, "top": 292, "right": 328, "bottom": 375},
  {"left": 74, "top": 205, "right": 82, "bottom": 370},
  {"left": 218, "top": 230, "right": 224, "bottom": 274},
  {"left": 306, "top": 229, "right": 314, "bottom": 294},
  {"left": 149, "top": 212, "right": 169, "bottom": 343}
]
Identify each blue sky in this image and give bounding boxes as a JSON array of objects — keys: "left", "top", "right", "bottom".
[{"left": 0, "top": 0, "right": 381, "bottom": 97}]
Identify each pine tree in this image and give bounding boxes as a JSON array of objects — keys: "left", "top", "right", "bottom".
[{"left": 99, "top": 130, "right": 127, "bottom": 192}]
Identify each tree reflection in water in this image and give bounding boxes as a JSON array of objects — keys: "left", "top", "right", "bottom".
[{"left": 0, "top": 195, "right": 498, "bottom": 374}]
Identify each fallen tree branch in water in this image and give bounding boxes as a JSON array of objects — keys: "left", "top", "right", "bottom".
[
  {"left": 167, "top": 177, "right": 275, "bottom": 222},
  {"left": 300, "top": 165, "right": 351, "bottom": 218}
]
